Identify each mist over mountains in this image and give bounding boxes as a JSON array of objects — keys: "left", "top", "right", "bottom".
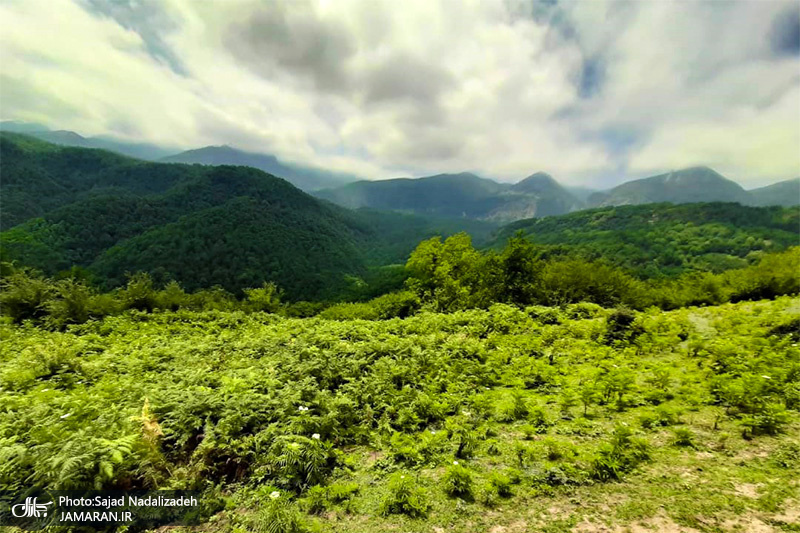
[
  {"left": 317, "top": 167, "right": 799, "bottom": 221},
  {"left": 2, "top": 121, "right": 797, "bottom": 223}
]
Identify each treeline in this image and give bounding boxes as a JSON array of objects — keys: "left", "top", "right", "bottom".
[
  {"left": 491, "top": 203, "right": 800, "bottom": 278},
  {"left": 398, "top": 234, "right": 800, "bottom": 312},
  {"left": 4, "top": 236, "right": 796, "bottom": 328}
]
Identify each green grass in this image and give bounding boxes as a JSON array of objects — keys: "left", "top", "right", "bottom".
[{"left": 1, "top": 297, "right": 798, "bottom": 532}]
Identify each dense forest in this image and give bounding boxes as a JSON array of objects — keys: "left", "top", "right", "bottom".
[
  {"left": 0, "top": 133, "right": 495, "bottom": 300},
  {"left": 494, "top": 203, "right": 800, "bottom": 277},
  {"left": 2, "top": 134, "right": 799, "bottom": 305}
]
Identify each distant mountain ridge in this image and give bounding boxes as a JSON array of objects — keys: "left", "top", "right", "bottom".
[
  {"left": 160, "top": 145, "right": 358, "bottom": 192},
  {"left": 315, "top": 171, "right": 584, "bottom": 222},
  {"left": 748, "top": 178, "right": 800, "bottom": 207},
  {"left": 0, "top": 120, "right": 174, "bottom": 160},
  {"left": 587, "top": 166, "right": 751, "bottom": 207},
  {"left": 2, "top": 121, "right": 796, "bottom": 218},
  {"left": 318, "top": 166, "right": 798, "bottom": 222}
]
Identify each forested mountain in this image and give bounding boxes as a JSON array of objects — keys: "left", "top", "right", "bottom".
[
  {"left": 315, "top": 171, "right": 584, "bottom": 222},
  {"left": 588, "top": 166, "right": 751, "bottom": 207},
  {"left": 748, "top": 177, "right": 800, "bottom": 207},
  {"left": 0, "top": 120, "right": 173, "bottom": 160},
  {"left": 2, "top": 133, "right": 797, "bottom": 301},
  {"left": 493, "top": 202, "right": 800, "bottom": 277},
  {"left": 0, "top": 133, "right": 494, "bottom": 300},
  {"left": 160, "top": 145, "right": 358, "bottom": 192}
]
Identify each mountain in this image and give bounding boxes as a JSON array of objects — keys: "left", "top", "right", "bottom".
[
  {"left": 0, "top": 120, "right": 173, "bottom": 160},
  {"left": 493, "top": 202, "right": 800, "bottom": 278},
  {"left": 748, "top": 178, "right": 800, "bottom": 207},
  {"left": 589, "top": 166, "right": 751, "bottom": 207},
  {"left": 506, "top": 172, "right": 584, "bottom": 218},
  {"left": 160, "top": 145, "right": 357, "bottom": 192},
  {"left": 0, "top": 133, "right": 494, "bottom": 300},
  {"left": 315, "top": 171, "right": 583, "bottom": 222}
]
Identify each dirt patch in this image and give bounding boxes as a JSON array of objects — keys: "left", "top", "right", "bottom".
[
  {"left": 733, "top": 482, "right": 762, "bottom": 499},
  {"left": 721, "top": 516, "right": 776, "bottom": 532},
  {"left": 772, "top": 499, "right": 800, "bottom": 525},
  {"left": 572, "top": 513, "right": 703, "bottom": 533}
]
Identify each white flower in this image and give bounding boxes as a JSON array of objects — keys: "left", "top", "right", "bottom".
[
  {"left": 762, "top": 375, "right": 772, "bottom": 380},
  {"left": 430, "top": 430, "right": 436, "bottom": 435},
  {"left": 312, "top": 433, "right": 320, "bottom": 440},
  {"left": 60, "top": 413, "right": 71, "bottom": 419},
  {"left": 269, "top": 491, "right": 280, "bottom": 500},
  {"left": 42, "top": 389, "right": 49, "bottom": 392},
  {"left": 453, "top": 461, "right": 459, "bottom": 465},
  {"left": 400, "top": 475, "right": 405, "bottom": 479}
]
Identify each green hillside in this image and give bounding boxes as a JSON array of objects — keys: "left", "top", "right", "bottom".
[
  {"left": 0, "top": 133, "right": 496, "bottom": 300},
  {"left": 493, "top": 203, "right": 800, "bottom": 277},
  {"left": 161, "top": 145, "right": 358, "bottom": 192}
]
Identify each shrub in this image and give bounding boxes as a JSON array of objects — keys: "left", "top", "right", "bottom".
[
  {"left": 742, "top": 403, "right": 790, "bottom": 437},
  {"left": 256, "top": 494, "right": 309, "bottom": 533},
  {"left": 0, "top": 270, "right": 54, "bottom": 323},
  {"left": 605, "top": 307, "right": 643, "bottom": 344},
  {"left": 520, "top": 424, "right": 538, "bottom": 440},
  {"left": 262, "top": 436, "right": 338, "bottom": 492},
  {"left": 671, "top": 427, "right": 697, "bottom": 448},
  {"left": 487, "top": 471, "right": 513, "bottom": 497},
  {"left": 244, "top": 282, "right": 282, "bottom": 313},
  {"left": 119, "top": 272, "right": 158, "bottom": 312},
  {"left": 591, "top": 425, "right": 651, "bottom": 481},
  {"left": 639, "top": 405, "right": 681, "bottom": 429},
  {"left": 496, "top": 391, "right": 529, "bottom": 422},
  {"left": 326, "top": 481, "right": 359, "bottom": 503},
  {"left": 485, "top": 439, "right": 501, "bottom": 456},
  {"left": 477, "top": 482, "right": 499, "bottom": 507},
  {"left": 527, "top": 405, "right": 550, "bottom": 432},
  {"left": 370, "top": 291, "right": 421, "bottom": 319},
  {"left": 442, "top": 461, "right": 473, "bottom": 499},
  {"left": 302, "top": 486, "right": 328, "bottom": 515},
  {"left": 771, "top": 442, "right": 800, "bottom": 469},
  {"left": 379, "top": 472, "right": 429, "bottom": 517}
]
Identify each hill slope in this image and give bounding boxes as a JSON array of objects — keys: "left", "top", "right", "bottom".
[
  {"left": 748, "top": 178, "right": 800, "bottom": 207},
  {"left": 0, "top": 120, "right": 173, "bottom": 160},
  {"left": 0, "top": 133, "right": 494, "bottom": 299},
  {"left": 160, "top": 145, "right": 357, "bottom": 192},
  {"left": 493, "top": 202, "right": 800, "bottom": 277},
  {"left": 589, "top": 167, "right": 751, "bottom": 207},
  {"left": 316, "top": 172, "right": 584, "bottom": 222}
]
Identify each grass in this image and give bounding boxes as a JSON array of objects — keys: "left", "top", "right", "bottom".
[{"left": 0, "top": 297, "right": 798, "bottom": 532}]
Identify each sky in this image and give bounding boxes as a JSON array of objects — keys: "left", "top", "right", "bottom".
[{"left": 1, "top": 0, "right": 798, "bottom": 188}]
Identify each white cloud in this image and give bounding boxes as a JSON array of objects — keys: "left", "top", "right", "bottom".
[{"left": 0, "top": 0, "right": 797, "bottom": 186}]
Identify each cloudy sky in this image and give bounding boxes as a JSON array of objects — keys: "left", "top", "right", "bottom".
[{"left": 1, "top": 0, "right": 798, "bottom": 187}]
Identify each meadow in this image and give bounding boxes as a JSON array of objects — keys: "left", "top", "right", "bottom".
[{"left": 1, "top": 295, "right": 798, "bottom": 532}]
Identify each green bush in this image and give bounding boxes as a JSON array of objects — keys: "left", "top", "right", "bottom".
[
  {"left": 742, "top": 403, "right": 790, "bottom": 437},
  {"left": 442, "top": 461, "right": 473, "bottom": 498},
  {"left": 671, "top": 427, "right": 697, "bottom": 448},
  {"left": 256, "top": 493, "right": 309, "bottom": 533},
  {"left": 379, "top": 472, "right": 429, "bottom": 517},
  {"left": 0, "top": 270, "right": 54, "bottom": 323},
  {"left": 487, "top": 471, "right": 513, "bottom": 497},
  {"left": 591, "top": 425, "right": 651, "bottom": 481}
]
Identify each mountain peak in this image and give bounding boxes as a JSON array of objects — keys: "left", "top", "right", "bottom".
[
  {"left": 511, "top": 172, "right": 563, "bottom": 194},
  {"left": 592, "top": 166, "right": 750, "bottom": 207}
]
